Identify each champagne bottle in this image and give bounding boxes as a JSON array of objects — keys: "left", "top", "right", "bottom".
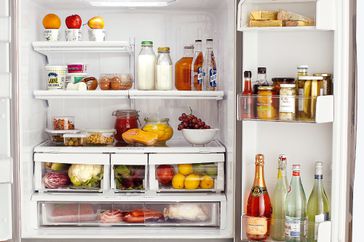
[
  {"left": 271, "top": 155, "right": 289, "bottom": 241},
  {"left": 285, "top": 164, "right": 307, "bottom": 241},
  {"left": 307, "top": 162, "right": 330, "bottom": 242},
  {"left": 246, "top": 154, "right": 272, "bottom": 241}
]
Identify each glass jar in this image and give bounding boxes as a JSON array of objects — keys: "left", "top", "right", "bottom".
[
  {"left": 113, "top": 110, "right": 139, "bottom": 142},
  {"left": 297, "top": 76, "right": 324, "bottom": 121},
  {"left": 137, "top": 41, "right": 156, "bottom": 90},
  {"left": 314, "top": 73, "right": 333, "bottom": 95},
  {"left": 257, "top": 86, "right": 276, "bottom": 120},
  {"left": 279, "top": 84, "right": 296, "bottom": 121},
  {"left": 175, "top": 45, "right": 194, "bottom": 90},
  {"left": 156, "top": 47, "right": 173, "bottom": 90},
  {"left": 272, "top": 77, "right": 295, "bottom": 95},
  {"left": 142, "top": 118, "right": 173, "bottom": 145}
]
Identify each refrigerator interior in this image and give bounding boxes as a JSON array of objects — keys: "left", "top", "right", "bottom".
[{"left": 18, "top": 0, "right": 236, "bottom": 239}]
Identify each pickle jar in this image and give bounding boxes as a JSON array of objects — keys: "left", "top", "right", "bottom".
[
  {"left": 257, "top": 86, "right": 276, "bottom": 120},
  {"left": 297, "top": 76, "right": 324, "bottom": 121},
  {"left": 279, "top": 84, "right": 296, "bottom": 121}
]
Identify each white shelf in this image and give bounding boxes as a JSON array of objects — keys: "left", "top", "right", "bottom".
[
  {"left": 240, "top": 26, "right": 319, "bottom": 32},
  {"left": 33, "top": 90, "right": 129, "bottom": 100},
  {"left": 242, "top": 0, "right": 316, "bottom": 3},
  {"left": 33, "top": 90, "right": 224, "bottom": 100},
  {"left": 129, "top": 90, "right": 224, "bottom": 100},
  {"left": 34, "top": 139, "right": 226, "bottom": 154},
  {"left": 32, "top": 41, "right": 133, "bottom": 55}
]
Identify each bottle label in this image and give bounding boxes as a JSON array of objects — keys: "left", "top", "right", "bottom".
[
  {"left": 298, "top": 88, "right": 304, "bottom": 111},
  {"left": 314, "top": 213, "right": 329, "bottom": 240},
  {"left": 251, "top": 186, "right": 267, "bottom": 197},
  {"left": 246, "top": 216, "right": 268, "bottom": 236},
  {"left": 279, "top": 95, "right": 295, "bottom": 113},
  {"left": 208, "top": 67, "right": 217, "bottom": 87},
  {"left": 197, "top": 66, "right": 203, "bottom": 85},
  {"left": 292, "top": 171, "right": 300, "bottom": 176},
  {"left": 285, "top": 216, "right": 307, "bottom": 238}
]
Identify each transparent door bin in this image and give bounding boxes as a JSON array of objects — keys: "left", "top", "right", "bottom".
[
  {"left": 240, "top": 215, "right": 331, "bottom": 241},
  {"left": 34, "top": 153, "right": 110, "bottom": 193},
  {"left": 39, "top": 201, "right": 220, "bottom": 227},
  {"left": 237, "top": 94, "right": 333, "bottom": 123},
  {"left": 111, "top": 154, "right": 148, "bottom": 193},
  {"left": 149, "top": 154, "right": 225, "bottom": 193}
]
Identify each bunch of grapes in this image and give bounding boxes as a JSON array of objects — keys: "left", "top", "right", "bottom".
[{"left": 177, "top": 113, "right": 211, "bottom": 130}]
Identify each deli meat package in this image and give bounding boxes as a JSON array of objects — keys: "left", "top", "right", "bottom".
[{"left": 49, "top": 203, "right": 97, "bottom": 223}]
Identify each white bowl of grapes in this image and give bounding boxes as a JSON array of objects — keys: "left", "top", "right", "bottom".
[{"left": 178, "top": 111, "right": 218, "bottom": 145}]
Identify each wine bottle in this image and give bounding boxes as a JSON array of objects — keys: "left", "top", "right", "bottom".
[
  {"left": 307, "top": 162, "right": 330, "bottom": 242},
  {"left": 285, "top": 164, "right": 307, "bottom": 241},
  {"left": 271, "top": 154, "right": 289, "bottom": 241},
  {"left": 246, "top": 154, "right": 272, "bottom": 241}
]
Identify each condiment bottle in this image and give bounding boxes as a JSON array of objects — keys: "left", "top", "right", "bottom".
[
  {"left": 191, "top": 40, "right": 204, "bottom": 91},
  {"left": 156, "top": 47, "right": 173, "bottom": 90},
  {"left": 253, "top": 67, "right": 267, "bottom": 94},
  {"left": 137, "top": 41, "right": 156, "bottom": 90},
  {"left": 175, "top": 45, "right": 194, "bottom": 90},
  {"left": 241, "top": 71, "right": 254, "bottom": 119}
]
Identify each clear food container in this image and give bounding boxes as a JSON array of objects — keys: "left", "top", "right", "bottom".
[
  {"left": 111, "top": 154, "right": 147, "bottom": 193},
  {"left": 142, "top": 118, "right": 174, "bottom": 145},
  {"left": 45, "top": 129, "right": 80, "bottom": 145},
  {"left": 53, "top": 116, "right": 75, "bottom": 130},
  {"left": 39, "top": 201, "right": 221, "bottom": 227},
  {"left": 149, "top": 153, "right": 225, "bottom": 193},
  {"left": 99, "top": 73, "right": 133, "bottom": 90},
  {"left": 85, "top": 129, "right": 115, "bottom": 145},
  {"left": 34, "top": 153, "right": 110, "bottom": 193},
  {"left": 63, "top": 133, "right": 87, "bottom": 146}
]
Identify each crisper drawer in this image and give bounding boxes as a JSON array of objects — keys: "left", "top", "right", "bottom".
[
  {"left": 149, "top": 153, "right": 224, "bottom": 193},
  {"left": 34, "top": 153, "right": 110, "bottom": 193},
  {"left": 39, "top": 201, "right": 221, "bottom": 227},
  {"left": 111, "top": 154, "right": 147, "bottom": 193}
]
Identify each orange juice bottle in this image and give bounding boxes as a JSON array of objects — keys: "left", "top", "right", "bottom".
[
  {"left": 191, "top": 40, "right": 204, "bottom": 91},
  {"left": 175, "top": 45, "right": 194, "bottom": 90}
]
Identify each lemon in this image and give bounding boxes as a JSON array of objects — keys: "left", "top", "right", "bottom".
[
  {"left": 178, "top": 164, "right": 193, "bottom": 176},
  {"left": 184, "top": 174, "right": 200, "bottom": 189},
  {"left": 200, "top": 175, "right": 214, "bottom": 189},
  {"left": 172, "top": 173, "right": 185, "bottom": 189}
]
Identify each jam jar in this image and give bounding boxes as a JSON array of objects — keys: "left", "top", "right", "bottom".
[{"left": 113, "top": 110, "right": 139, "bottom": 142}]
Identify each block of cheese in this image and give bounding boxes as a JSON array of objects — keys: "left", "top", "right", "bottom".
[
  {"left": 277, "top": 10, "right": 314, "bottom": 22},
  {"left": 249, "top": 20, "right": 283, "bottom": 27},
  {"left": 284, "top": 20, "right": 315, "bottom": 27},
  {"left": 250, "top": 10, "right": 278, "bottom": 20}
]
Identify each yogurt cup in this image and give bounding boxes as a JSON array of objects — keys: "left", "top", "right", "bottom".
[
  {"left": 67, "top": 63, "right": 87, "bottom": 73},
  {"left": 44, "top": 29, "right": 60, "bottom": 41},
  {"left": 46, "top": 65, "right": 67, "bottom": 90},
  {"left": 88, "top": 29, "right": 106, "bottom": 41},
  {"left": 65, "top": 29, "right": 82, "bottom": 41}
]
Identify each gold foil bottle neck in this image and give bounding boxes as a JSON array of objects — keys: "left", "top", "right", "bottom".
[{"left": 255, "top": 154, "right": 264, "bottom": 165}]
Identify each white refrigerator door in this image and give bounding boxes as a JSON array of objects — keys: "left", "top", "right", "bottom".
[{"left": 0, "top": 0, "right": 13, "bottom": 240}]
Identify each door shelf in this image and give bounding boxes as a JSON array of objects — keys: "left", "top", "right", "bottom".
[
  {"left": 237, "top": 95, "right": 333, "bottom": 123},
  {"left": 33, "top": 90, "right": 224, "bottom": 100},
  {"left": 32, "top": 41, "right": 134, "bottom": 55},
  {"left": 240, "top": 26, "right": 319, "bottom": 32}
]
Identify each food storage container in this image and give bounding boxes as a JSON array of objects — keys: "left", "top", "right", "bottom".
[
  {"left": 45, "top": 129, "right": 80, "bottom": 145},
  {"left": 39, "top": 201, "right": 222, "bottom": 227},
  {"left": 99, "top": 73, "right": 133, "bottom": 90},
  {"left": 113, "top": 110, "right": 139, "bottom": 142},
  {"left": 257, "top": 86, "right": 277, "bottom": 120},
  {"left": 111, "top": 154, "right": 147, "bottom": 193},
  {"left": 279, "top": 84, "right": 296, "bottom": 121},
  {"left": 85, "top": 129, "right": 115, "bottom": 145},
  {"left": 314, "top": 73, "right": 333, "bottom": 95},
  {"left": 65, "top": 29, "right": 82, "bottom": 41},
  {"left": 44, "top": 29, "right": 59, "bottom": 41},
  {"left": 149, "top": 153, "right": 224, "bottom": 193},
  {"left": 53, "top": 116, "right": 75, "bottom": 130},
  {"left": 67, "top": 63, "right": 87, "bottom": 73},
  {"left": 272, "top": 77, "right": 295, "bottom": 95},
  {"left": 88, "top": 29, "right": 106, "bottom": 41},
  {"left": 34, "top": 153, "right": 110, "bottom": 193},
  {"left": 63, "top": 133, "right": 87, "bottom": 146},
  {"left": 297, "top": 76, "right": 324, "bottom": 121},
  {"left": 46, "top": 65, "right": 67, "bottom": 90},
  {"left": 66, "top": 73, "right": 88, "bottom": 84},
  {"left": 142, "top": 118, "right": 173, "bottom": 145}
]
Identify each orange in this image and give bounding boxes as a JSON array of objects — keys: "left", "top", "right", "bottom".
[{"left": 42, "top": 14, "right": 61, "bottom": 29}]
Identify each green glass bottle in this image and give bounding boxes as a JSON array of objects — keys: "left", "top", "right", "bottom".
[
  {"left": 307, "top": 162, "right": 330, "bottom": 242},
  {"left": 285, "top": 164, "right": 307, "bottom": 242},
  {"left": 271, "top": 154, "right": 289, "bottom": 241}
]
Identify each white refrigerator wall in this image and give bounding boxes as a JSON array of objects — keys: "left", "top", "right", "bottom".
[{"left": 19, "top": 0, "right": 236, "bottom": 239}]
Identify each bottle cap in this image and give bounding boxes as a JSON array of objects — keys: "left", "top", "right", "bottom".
[
  {"left": 184, "top": 45, "right": 194, "bottom": 50},
  {"left": 244, "top": 71, "right": 252, "bottom": 78},
  {"left": 278, "top": 154, "right": 287, "bottom": 169},
  {"left": 297, "top": 65, "right": 309, "bottom": 70},
  {"left": 315, "top": 161, "right": 323, "bottom": 176},
  {"left": 258, "top": 67, "right": 266, "bottom": 74},
  {"left": 141, "top": 40, "right": 153, "bottom": 46},
  {"left": 195, "top": 39, "right": 202, "bottom": 42},
  {"left": 292, "top": 164, "right": 300, "bottom": 176},
  {"left": 158, "top": 47, "right": 170, "bottom": 53},
  {"left": 206, "top": 38, "right": 213, "bottom": 42},
  {"left": 255, "top": 154, "right": 264, "bottom": 165}
]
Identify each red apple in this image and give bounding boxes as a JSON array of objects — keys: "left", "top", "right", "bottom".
[
  {"left": 156, "top": 165, "right": 174, "bottom": 185},
  {"left": 65, "top": 15, "right": 82, "bottom": 29}
]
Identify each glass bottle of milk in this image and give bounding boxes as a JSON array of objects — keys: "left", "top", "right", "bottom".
[
  {"left": 137, "top": 41, "right": 156, "bottom": 90},
  {"left": 156, "top": 47, "right": 173, "bottom": 90}
]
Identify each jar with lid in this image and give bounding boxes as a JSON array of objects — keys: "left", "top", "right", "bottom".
[
  {"left": 137, "top": 41, "right": 156, "bottom": 90},
  {"left": 113, "top": 110, "right": 139, "bottom": 142},
  {"left": 297, "top": 76, "right": 324, "bottom": 121},
  {"left": 272, "top": 77, "right": 295, "bottom": 95},
  {"left": 156, "top": 47, "right": 173, "bottom": 90},
  {"left": 257, "top": 86, "right": 277, "bottom": 120},
  {"left": 314, "top": 73, "right": 333, "bottom": 95},
  {"left": 142, "top": 118, "right": 173, "bottom": 145},
  {"left": 279, "top": 84, "right": 296, "bottom": 121}
]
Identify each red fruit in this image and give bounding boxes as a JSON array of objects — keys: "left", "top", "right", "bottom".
[
  {"left": 156, "top": 165, "right": 174, "bottom": 185},
  {"left": 66, "top": 14, "right": 82, "bottom": 29}
]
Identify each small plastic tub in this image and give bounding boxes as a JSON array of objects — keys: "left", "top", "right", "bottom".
[
  {"left": 66, "top": 73, "right": 88, "bottom": 84},
  {"left": 85, "top": 129, "right": 115, "bottom": 145},
  {"left": 45, "top": 129, "right": 80, "bottom": 145},
  {"left": 65, "top": 29, "right": 82, "bottom": 41},
  {"left": 67, "top": 64, "right": 87, "bottom": 73},
  {"left": 44, "top": 29, "right": 60, "bottom": 41},
  {"left": 88, "top": 29, "right": 106, "bottom": 41},
  {"left": 46, "top": 65, "right": 67, "bottom": 90},
  {"left": 53, "top": 116, "right": 75, "bottom": 130},
  {"left": 63, "top": 133, "right": 87, "bottom": 146}
]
